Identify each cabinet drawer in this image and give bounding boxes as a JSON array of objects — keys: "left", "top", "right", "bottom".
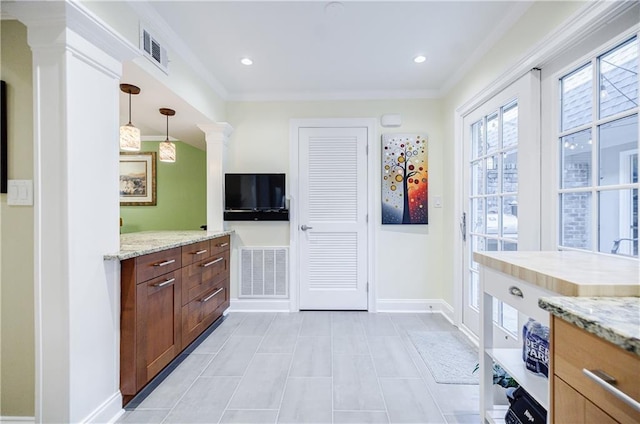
[
  {"left": 554, "top": 317, "right": 640, "bottom": 424},
  {"left": 182, "top": 284, "right": 228, "bottom": 347},
  {"left": 181, "top": 240, "right": 212, "bottom": 265},
  {"left": 210, "top": 235, "right": 230, "bottom": 256},
  {"left": 135, "top": 247, "right": 182, "bottom": 283},
  {"left": 181, "top": 251, "right": 229, "bottom": 305},
  {"left": 483, "top": 268, "right": 552, "bottom": 323}
]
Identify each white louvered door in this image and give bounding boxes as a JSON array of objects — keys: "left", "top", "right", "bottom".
[{"left": 298, "top": 127, "right": 368, "bottom": 310}]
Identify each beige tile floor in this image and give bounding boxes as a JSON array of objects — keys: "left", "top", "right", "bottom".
[{"left": 118, "top": 311, "right": 479, "bottom": 424}]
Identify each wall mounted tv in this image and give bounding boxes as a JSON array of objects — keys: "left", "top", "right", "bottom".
[{"left": 224, "top": 173, "right": 289, "bottom": 221}]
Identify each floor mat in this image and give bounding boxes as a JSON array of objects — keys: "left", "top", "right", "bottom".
[{"left": 408, "top": 330, "right": 479, "bottom": 385}]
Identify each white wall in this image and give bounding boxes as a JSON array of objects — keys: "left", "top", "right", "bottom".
[
  {"left": 0, "top": 20, "right": 35, "bottom": 418},
  {"left": 226, "top": 99, "right": 447, "bottom": 308}
]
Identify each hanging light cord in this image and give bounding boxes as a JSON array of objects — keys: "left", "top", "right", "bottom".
[
  {"left": 127, "top": 90, "right": 132, "bottom": 125},
  {"left": 165, "top": 114, "right": 169, "bottom": 141}
]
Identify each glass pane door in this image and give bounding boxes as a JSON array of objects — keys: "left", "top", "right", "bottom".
[{"left": 466, "top": 101, "right": 519, "bottom": 335}]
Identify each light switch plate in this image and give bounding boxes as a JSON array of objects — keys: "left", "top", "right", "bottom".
[
  {"left": 8, "top": 180, "right": 33, "bottom": 206},
  {"left": 433, "top": 196, "right": 442, "bottom": 208}
]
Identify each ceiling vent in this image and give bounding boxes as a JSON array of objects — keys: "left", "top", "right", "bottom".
[{"left": 140, "top": 27, "right": 169, "bottom": 74}]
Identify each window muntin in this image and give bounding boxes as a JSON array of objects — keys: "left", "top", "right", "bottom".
[
  {"left": 558, "top": 35, "right": 639, "bottom": 258},
  {"left": 468, "top": 99, "right": 519, "bottom": 334}
]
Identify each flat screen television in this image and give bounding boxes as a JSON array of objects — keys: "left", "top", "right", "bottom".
[{"left": 224, "top": 173, "right": 286, "bottom": 211}]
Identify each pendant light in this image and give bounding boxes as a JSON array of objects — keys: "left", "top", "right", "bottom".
[
  {"left": 159, "top": 108, "right": 176, "bottom": 163},
  {"left": 119, "top": 83, "right": 141, "bottom": 151}
]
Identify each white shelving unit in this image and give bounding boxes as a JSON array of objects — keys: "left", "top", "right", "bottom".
[{"left": 479, "top": 266, "right": 555, "bottom": 424}]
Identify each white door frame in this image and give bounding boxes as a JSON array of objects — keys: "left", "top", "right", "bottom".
[{"left": 289, "top": 118, "right": 377, "bottom": 312}]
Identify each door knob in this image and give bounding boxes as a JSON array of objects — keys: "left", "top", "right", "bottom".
[{"left": 301, "top": 224, "right": 313, "bottom": 231}]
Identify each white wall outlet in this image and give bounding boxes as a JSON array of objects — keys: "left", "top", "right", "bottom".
[
  {"left": 7, "top": 180, "right": 33, "bottom": 206},
  {"left": 433, "top": 196, "right": 442, "bottom": 208}
]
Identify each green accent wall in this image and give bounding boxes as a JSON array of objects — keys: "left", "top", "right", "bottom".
[{"left": 120, "top": 141, "right": 206, "bottom": 233}]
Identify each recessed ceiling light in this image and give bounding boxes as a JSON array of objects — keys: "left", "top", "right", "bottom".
[
  {"left": 414, "top": 55, "right": 426, "bottom": 64},
  {"left": 241, "top": 57, "right": 253, "bottom": 66}
]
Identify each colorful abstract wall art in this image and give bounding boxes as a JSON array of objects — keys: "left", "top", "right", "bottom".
[{"left": 382, "top": 134, "right": 428, "bottom": 224}]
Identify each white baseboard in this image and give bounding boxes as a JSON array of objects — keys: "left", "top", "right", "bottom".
[
  {"left": 229, "top": 298, "right": 291, "bottom": 312},
  {"left": 81, "top": 391, "right": 123, "bottom": 424},
  {"left": 0, "top": 418, "right": 35, "bottom": 424},
  {"left": 376, "top": 298, "right": 454, "bottom": 319}
]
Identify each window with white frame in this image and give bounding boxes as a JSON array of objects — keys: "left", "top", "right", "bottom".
[{"left": 558, "top": 35, "right": 639, "bottom": 257}]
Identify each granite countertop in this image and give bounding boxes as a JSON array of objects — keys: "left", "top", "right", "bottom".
[
  {"left": 104, "top": 230, "right": 234, "bottom": 260},
  {"left": 539, "top": 296, "right": 640, "bottom": 356},
  {"left": 474, "top": 250, "right": 639, "bottom": 296}
]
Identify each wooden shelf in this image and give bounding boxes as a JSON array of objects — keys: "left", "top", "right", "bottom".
[{"left": 486, "top": 347, "right": 549, "bottom": 410}]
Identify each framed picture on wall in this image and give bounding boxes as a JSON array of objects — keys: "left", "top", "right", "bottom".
[
  {"left": 1, "top": 80, "right": 8, "bottom": 194},
  {"left": 382, "top": 133, "right": 428, "bottom": 224},
  {"left": 119, "top": 152, "right": 157, "bottom": 206}
]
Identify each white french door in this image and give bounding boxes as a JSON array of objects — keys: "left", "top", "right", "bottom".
[
  {"left": 297, "top": 126, "right": 369, "bottom": 310},
  {"left": 461, "top": 71, "right": 541, "bottom": 336}
]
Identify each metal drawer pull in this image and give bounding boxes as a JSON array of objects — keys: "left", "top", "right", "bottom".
[
  {"left": 218, "top": 242, "right": 229, "bottom": 247},
  {"left": 201, "top": 287, "right": 224, "bottom": 303},
  {"left": 508, "top": 286, "right": 523, "bottom": 298},
  {"left": 192, "top": 249, "right": 208, "bottom": 255},
  {"left": 153, "top": 278, "right": 175, "bottom": 288},
  {"left": 583, "top": 368, "right": 640, "bottom": 412},
  {"left": 154, "top": 259, "right": 176, "bottom": 267},
  {"left": 201, "top": 257, "right": 224, "bottom": 267}
]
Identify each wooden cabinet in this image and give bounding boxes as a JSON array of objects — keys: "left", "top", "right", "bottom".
[
  {"left": 551, "top": 316, "right": 640, "bottom": 424},
  {"left": 135, "top": 271, "right": 182, "bottom": 391},
  {"left": 120, "top": 236, "right": 230, "bottom": 405}
]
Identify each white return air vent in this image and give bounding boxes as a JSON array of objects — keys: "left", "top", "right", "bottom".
[
  {"left": 140, "top": 27, "right": 169, "bottom": 74},
  {"left": 240, "top": 247, "right": 288, "bottom": 298}
]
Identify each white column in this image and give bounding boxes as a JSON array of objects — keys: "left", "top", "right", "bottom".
[
  {"left": 198, "top": 122, "right": 234, "bottom": 232},
  {"left": 5, "top": 1, "right": 137, "bottom": 422}
]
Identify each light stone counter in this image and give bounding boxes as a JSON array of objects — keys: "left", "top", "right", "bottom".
[
  {"left": 474, "top": 250, "right": 639, "bottom": 296},
  {"left": 104, "top": 230, "right": 234, "bottom": 261},
  {"left": 539, "top": 297, "right": 640, "bottom": 356}
]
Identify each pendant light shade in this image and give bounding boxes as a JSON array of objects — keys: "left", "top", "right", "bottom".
[
  {"left": 119, "top": 83, "right": 141, "bottom": 151},
  {"left": 159, "top": 108, "right": 176, "bottom": 163}
]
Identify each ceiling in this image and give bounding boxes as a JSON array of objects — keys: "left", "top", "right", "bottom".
[{"left": 119, "top": 1, "right": 532, "bottom": 149}]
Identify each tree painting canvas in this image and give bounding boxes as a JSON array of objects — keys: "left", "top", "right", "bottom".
[{"left": 382, "top": 134, "right": 428, "bottom": 224}]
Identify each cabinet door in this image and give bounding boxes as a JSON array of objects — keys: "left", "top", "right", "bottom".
[
  {"left": 554, "top": 377, "right": 618, "bottom": 424},
  {"left": 554, "top": 376, "right": 585, "bottom": 423},
  {"left": 586, "top": 399, "right": 617, "bottom": 424},
  {"left": 136, "top": 271, "right": 182, "bottom": 390}
]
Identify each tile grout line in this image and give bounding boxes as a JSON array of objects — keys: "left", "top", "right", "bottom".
[
  {"left": 330, "top": 312, "right": 335, "bottom": 424},
  {"left": 361, "top": 313, "right": 392, "bottom": 424},
  {"left": 389, "top": 314, "right": 450, "bottom": 423},
  {"left": 158, "top": 313, "right": 249, "bottom": 424},
  {"left": 274, "top": 311, "right": 305, "bottom": 424},
  {"left": 216, "top": 312, "right": 278, "bottom": 424}
]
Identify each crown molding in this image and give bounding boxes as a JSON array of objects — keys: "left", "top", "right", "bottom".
[{"left": 126, "top": 0, "right": 229, "bottom": 100}]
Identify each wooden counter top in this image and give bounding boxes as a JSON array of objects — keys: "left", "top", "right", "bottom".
[{"left": 473, "top": 250, "right": 639, "bottom": 297}]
